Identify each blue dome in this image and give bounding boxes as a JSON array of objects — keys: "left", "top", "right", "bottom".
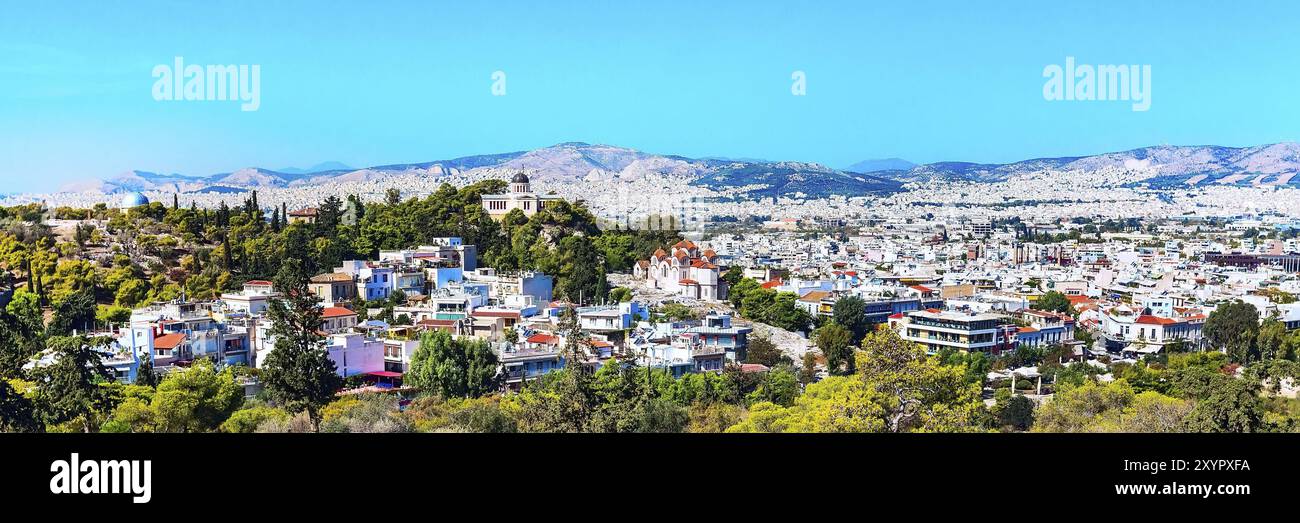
[{"left": 119, "top": 192, "right": 150, "bottom": 209}]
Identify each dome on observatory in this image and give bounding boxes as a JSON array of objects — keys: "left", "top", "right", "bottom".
[
  {"left": 510, "top": 171, "right": 530, "bottom": 184},
  {"left": 119, "top": 192, "right": 150, "bottom": 209}
]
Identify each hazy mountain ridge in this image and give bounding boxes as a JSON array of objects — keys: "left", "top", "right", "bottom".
[
  {"left": 845, "top": 158, "right": 916, "bottom": 173},
  {"left": 886, "top": 143, "right": 1300, "bottom": 186},
  {"left": 60, "top": 142, "right": 1300, "bottom": 198}
]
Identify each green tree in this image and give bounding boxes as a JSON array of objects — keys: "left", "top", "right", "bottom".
[
  {"left": 261, "top": 257, "right": 341, "bottom": 429},
  {"left": 46, "top": 288, "right": 97, "bottom": 336},
  {"left": 832, "top": 295, "right": 869, "bottom": 340},
  {"left": 0, "top": 378, "right": 40, "bottom": 432},
  {"left": 992, "top": 389, "right": 1034, "bottom": 431},
  {"left": 406, "top": 330, "right": 500, "bottom": 398},
  {"left": 1032, "top": 290, "right": 1073, "bottom": 314},
  {"left": 1182, "top": 376, "right": 1262, "bottom": 433},
  {"left": 1204, "top": 300, "right": 1260, "bottom": 363},
  {"left": 659, "top": 302, "right": 698, "bottom": 322},
  {"left": 134, "top": 355, "right": 159, "bottom": 388},
  {"left": 798, "top": 352, "right": 818, "bottom": 386},
  {"left": 721, "top": 265, "right": 743, "bottom": 285},
  {"left": 220, "top": 405, "right": 290, "bottom": 433},
  {"left": 33, "top": 335, "right": 116, "bottom": 432},
  {"left": 856, "top": 328, "right": 985, "bottom": 432},
  {"left": 747, "top": 367, "right": 800, "bottom": 407},
  {"left": 1255, "top": 318, "right": 1295, "bottom": 361},
  {"left": 814, "top": 322, "right": 855, "bottom": 375},
  {"left": 727, "top": 376, "right": 886, "bottom": 433},
  {"left": 509, "top": 308, "right": 597, "bottom": 432},
  {"left": 744, "top": 335, "right": 790, "bottom": 367},
  {"left": 151, "top": 359, "right": 244, "bottom": 432},
  {"left": 607, "top": 287, "right": 633, "bottom": 303},
  {"left": 1033, "top": 380, "right": 1135, "bottom": 433}
]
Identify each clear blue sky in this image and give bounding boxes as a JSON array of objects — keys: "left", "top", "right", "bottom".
[{"left": 2, "top": 0, "right": 1298, "bottom": 192}]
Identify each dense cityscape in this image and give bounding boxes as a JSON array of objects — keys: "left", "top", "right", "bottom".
[{"left": 1, "top": 165, "right": 1299, "bottom": 435}]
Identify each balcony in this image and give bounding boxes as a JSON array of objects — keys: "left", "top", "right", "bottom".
[{"left": 691, "top": 345, "right": 727, "bottom": 357}]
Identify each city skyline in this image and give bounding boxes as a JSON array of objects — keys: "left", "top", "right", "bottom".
[{"left": 4, "top": 0, "right": 1300, "bottom": 193}]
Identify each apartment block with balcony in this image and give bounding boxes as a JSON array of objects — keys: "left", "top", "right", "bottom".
[{"left": 897, "top": 309, "right": 1015, "bottom": 354}]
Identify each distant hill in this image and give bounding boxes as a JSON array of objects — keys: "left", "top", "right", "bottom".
[
  {"left": 887, "top": 143, "right": 1300, "bottom": 186},
  {"left": 845, "top": 158, "right": 916, "bottom": 173},
  {"left": 56, "top": 142, "right": 1300, "bottom": 198},
  {"left": 276, "top": 161, "right": 352, "bottom": 175}
]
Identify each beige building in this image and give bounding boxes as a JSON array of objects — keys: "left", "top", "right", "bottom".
[
  {"left": 481, "top": 172, "right": 563, "bottom": 220},
  {"left": 309, "top": 272, "right": 356, "bottom": 304}
]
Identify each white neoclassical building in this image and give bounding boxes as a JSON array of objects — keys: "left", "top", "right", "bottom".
[{"left": 481, "top": 172, "right": 564, "bottom": 220}]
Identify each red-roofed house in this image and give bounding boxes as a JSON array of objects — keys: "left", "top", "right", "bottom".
[
  {"left": 525, "top": 333, "right": 560, "bottom": 346},
  {"left": 909, "top": 285, "right": 939, "bottom": 298},
  {"left": 321, "top": 306, "right": 358, "bottom": 333},
  {"left": 1099, "top": 304, "right": 1205, "bottom": 351},
  {"left": 287, "top": 207, "right": 318, "bottom": 224},
  {"left": 153, "top": 332, "right": 186, "bottom": 364}
]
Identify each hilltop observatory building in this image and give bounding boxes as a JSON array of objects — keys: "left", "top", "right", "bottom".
[
  {"left": 481, "top": 172, "right": 563, "bottom": 220},
  {"left": 119, "top": 192, "right": 150, "bottom": 209}
]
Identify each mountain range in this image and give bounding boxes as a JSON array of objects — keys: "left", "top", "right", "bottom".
[
  {"left": 871, "top": 143, "right": 1300, "bottom": 187},
  {"left": 59, "top": 142, "right": 1300, "bottom": 199}
]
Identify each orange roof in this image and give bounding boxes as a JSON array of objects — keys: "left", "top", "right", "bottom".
[
  {"left": 1018, "top": 326, "right": 1039, "bottom": 333},
  {"left": 154, "top": 332, "right": 186, "bottom": 350},
  {"left": 760, "top": 279, "right": 783, "bottom": 289},
  {"left": 799, "top": 290, "right": 831, "bottom": 303},
  {"left": 526, "top": 333, "right": 560, "bottom": 344},
  {"left": 1135, "top": 315, "right": 1179, "bottom": 326},
  {"left": 679, "top": 278, "right": 699, "bottom": 285},
  {"left": 909, "top": 285, "right": 935, "bottom": 293},
  {"left": 322, "top": 306, "right": 357, "bottom": 318}
]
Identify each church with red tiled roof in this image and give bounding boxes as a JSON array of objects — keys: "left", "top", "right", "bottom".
[{"left": 633, "top": 240, "right": 728, "bottom": 301}]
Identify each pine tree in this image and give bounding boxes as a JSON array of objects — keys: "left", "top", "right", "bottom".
[
  {"left": 261, "top": 257, "right": 341, "bottom": 429},
  {"left": 135, "top": 354, "right": 159, "bottom": 388},
  {"left": 221, "top": 231, "right": 233, "bottom": 271}
]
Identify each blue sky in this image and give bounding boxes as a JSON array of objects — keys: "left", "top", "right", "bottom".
[{"left": 2, "top": 0, "right": 1298, "bottom": 192}]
